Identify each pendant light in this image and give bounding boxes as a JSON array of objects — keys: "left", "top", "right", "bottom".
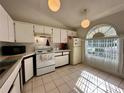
[
  {"left": 81, "top": 9, "right": 90, "bottom": 28},
  {"left": 48, "top": 0, "right": 61, "bottom": 12}
]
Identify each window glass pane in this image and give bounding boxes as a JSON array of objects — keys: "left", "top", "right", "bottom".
[{"left": 86, "top": 24, "right": 117, "bottom": 39}]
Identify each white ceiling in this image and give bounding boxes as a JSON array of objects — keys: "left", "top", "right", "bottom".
[{"left": 0, "top": 0, "right": 124, "bottom": 30}]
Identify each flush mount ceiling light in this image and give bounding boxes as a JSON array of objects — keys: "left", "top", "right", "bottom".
[
  {"left": 81, "top": 9, "right": 90, "bottom": 29},
  {"left": 48, "top": 0, "right": 61, "bottom": 12}
]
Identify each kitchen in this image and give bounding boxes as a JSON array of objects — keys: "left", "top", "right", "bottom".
[{"left": 0, "top": 0, "right": 124, "bottom": 93}]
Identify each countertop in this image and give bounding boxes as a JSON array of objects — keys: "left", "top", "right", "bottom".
[
  {"left": 0, "top": 50, "right": 71, "bottom": 88},
  {"left": 0, "top": 52, "right": 35, "bottom": 88},
  {"left": 53, "top": 49, "right": 71, "bottom": 53}
]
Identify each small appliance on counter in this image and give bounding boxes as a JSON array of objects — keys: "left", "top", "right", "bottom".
[
  {"left": 60, "top": 43, "right": 68, "bottom": 50},
  {"left": 1, "top": 46, "right": 26, "bottom": 56}
]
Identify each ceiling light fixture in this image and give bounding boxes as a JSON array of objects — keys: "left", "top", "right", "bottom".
[
  {"left": 81, "top": 9, "right": 90, "bottom": 29},
  {"left": 48, "top": 0, "right": 61, "bottom": 12}
]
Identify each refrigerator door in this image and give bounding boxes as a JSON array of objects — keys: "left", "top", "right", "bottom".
[
  {"left": 70, "top": 46, "right": 82, "bottom": 65},
  {"left": 73, "top": 38, "right": 81, "bottom": 47}
]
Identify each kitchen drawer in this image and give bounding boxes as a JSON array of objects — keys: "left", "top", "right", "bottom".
[
  {"left": 63, "top": 52, "right": 69, "bottom": 55},
  {"left": 55, "top": 52, "right": 62, "bottom": 56},
  {"left": 37, "top": 65, "right": 55, "bottom": 76}
]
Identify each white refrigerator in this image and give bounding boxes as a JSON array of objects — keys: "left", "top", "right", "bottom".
[{"left": 68, "top": 38, "right": 82, "bottom": 65}]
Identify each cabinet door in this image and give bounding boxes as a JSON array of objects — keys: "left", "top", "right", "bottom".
[
  {"left": 55, "top": 55, "right": 69, "bottom": 67},
  {"left": 0, "top": 89, "right": 2, "bottom": 93},
  {"left": 10, "top": 73, "right": 20, "bottom": 93},
  {"left": 61, "top": 29, "right": 67, "bottom": 43},
  {"left": 24, "top": 57, "right": 33, "bottom": 82},
  {"left": 52, "top": 28, "right": 61, "bottom": 43},
  {"left": 8, "top": 15, "right": 15, "bottom": 42},
  {"left": 0, "top": 5, "right": 9, "bottom": 41},
  {"left": 72, "top": 31, "right": 77, "bottom": 37},
  {"left": 44, "top": 26, "right": 53, "bottom": 34},
  {"left": 34, "top": 25, "right": 44, "bottom": 33},
  {"left": 67, "top": 30, "right": 73, "bottom": 36},
  {"left": 10, "top": 87, "right": 16, "bottom": 93},
  {"left": 15, "top": 21, "right": 34, "bottom": 43}
]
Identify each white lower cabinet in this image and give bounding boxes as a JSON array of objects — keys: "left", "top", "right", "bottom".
[
  {"left": 10, "top": 73, "right": 20, "bottom": 93},
  {"left": 0, "top": 89, "right": 2, "bottom": 93},
  {"left": 55, "top": 55, "right": 69, "bottom": 67},
  {"left": 24, "top": 57, "right": 33, "bottom": 82},
  {"left": 1, "top": 62, "right": 21, "bottom": 93}
]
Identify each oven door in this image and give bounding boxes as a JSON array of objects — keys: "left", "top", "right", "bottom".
[{"left": 36, "top": 53, "right": 55, "bottom": 68}]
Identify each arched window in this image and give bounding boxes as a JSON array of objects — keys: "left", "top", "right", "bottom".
[
  {"left": 85, "top": 24, "right": 119, "bottom": 73},
  {"left": 86, "top": 24, "right": 118, "bottom": 39}
]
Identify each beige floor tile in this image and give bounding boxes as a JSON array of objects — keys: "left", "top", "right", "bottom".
[
  {"left": 97, "top": 71, "right": 110, "bottom": 80},
  {"left": 23, "top": 64, "right": 124, "bottom": 93},
  {"left": 62, "top": 75, "right": 71, "bottom": 82},
  {"left": 58, "top": 83, "right": 71, "bottom": 93},
  {"left": 42, "top": 73, "right": 52, "bottom": 79},
  {"left": 22, "top": 89, "right": 33, "bottom": 93},
  {"left": 106, "top": 75, "right": 122, "bottom": 86},
  {"left": 51, "top": 73, "right": 61, "bottom": 80},
  {"left": 69, "top": 88, "right": 79, "bottom": 93},
  {"left": 23, "top": 80, "right": 33, "bottom": 91},
  {"left": 119, "top": 80, "right": 124, "bottom": 89},
  {"left": 53, "top": 78, "right": 65, "bottom": 86},
  {"left": 33, "top": 76, "right": 42, "bottom": 81},
  {"left": 46, "top": 88, "right": 60, "bottom": 93},
  {"left": 42, "top": 76, "right": 53, "bottom": 84},
  {"left": 57, "top": 71, "right": 69, "bottom": 77},
  {"left": 66, "top": 80, "right": 75, "bottom": 89},
  {"left": 33, "top": 79, "right": 43, "bottom": 88},
  {"left": 33, "top": 85, "right": 45, "bottom": 93},
  {"left": 44, "top": 81, "right": 56, "bottom": 92}
]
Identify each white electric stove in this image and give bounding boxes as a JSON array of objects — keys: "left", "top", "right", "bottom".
[{"left": 35, "top": 46, "right": 55, "bottom": 76}]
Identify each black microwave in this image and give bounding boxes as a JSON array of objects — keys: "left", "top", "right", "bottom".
[{"left": 1, "top": 46, "right": 26, "bottom": 56}]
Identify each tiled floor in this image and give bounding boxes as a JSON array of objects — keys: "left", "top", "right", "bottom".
[{"left": 22, "top": 64, "right": 124, "bottom": 93}]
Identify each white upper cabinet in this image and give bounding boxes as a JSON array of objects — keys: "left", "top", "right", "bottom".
[
  {"left": 61, "top": 29, "right": 67, "bottom": 43},
  {"left": 34, "top": 25, "right": 44, "bottom": 33},
  {"left": 67, "top": 30, "right": 77, "bottom": 37},
  {"left": 34, "top": 25, "right": 53, "bottom": 35},
  {"left": 0, "top": 5, "right": 9, "bottom": 41},
  {"left": 52, "top": 28, "right": 61, "bottom": 43},
  {"left": 8, "top": 15, "right": 15, "bottom": 42},
  {"left": 44, "top": 26, "right": 53, "bottom": 35},
  {"left": 0, "top": 4, "right": 15, "bottom": 42},
  {"left": 67, "top": 30, "right": 73, "bottom": 36},
  {"left": 72, "top": 31, "right": 77, "bottom": 37},
  {"left": 15, "top": 21, "right": 34, "bottom": 43}
]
